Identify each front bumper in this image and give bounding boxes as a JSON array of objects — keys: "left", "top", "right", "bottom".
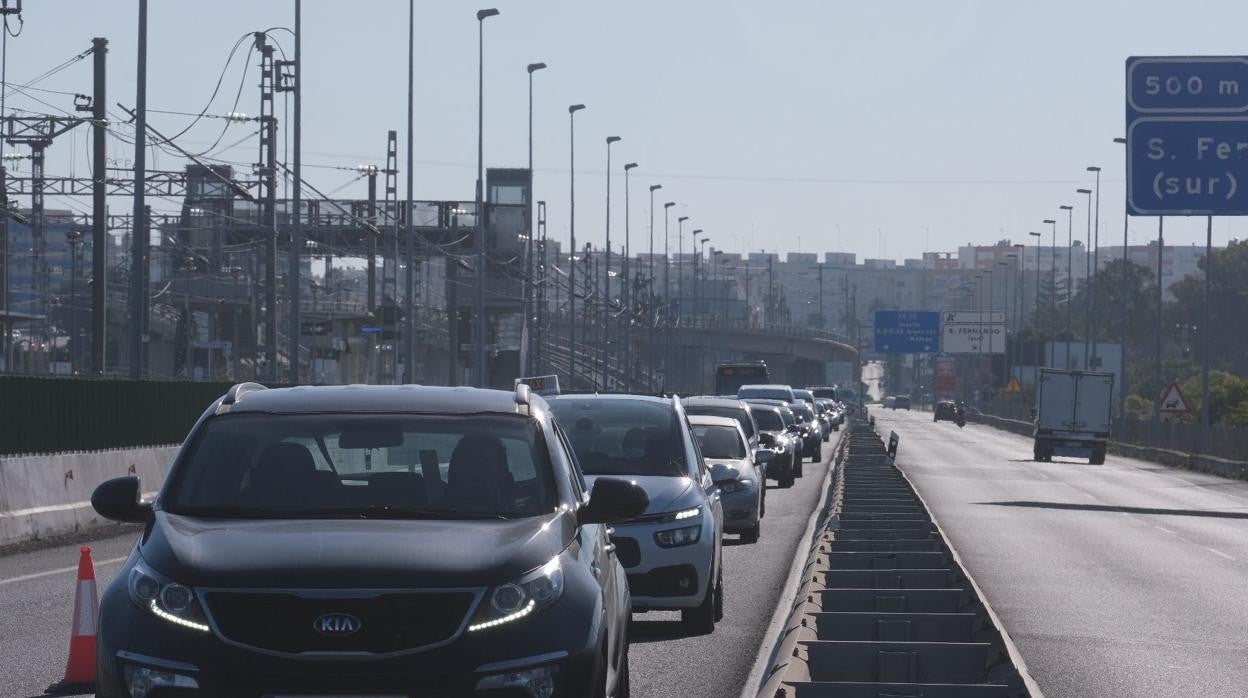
[
  {"left": 96, "top": 578, "right": 603, "bottom": 697},
  {"left": 609, "top": 516, "right": 714, "bottom": 610}
]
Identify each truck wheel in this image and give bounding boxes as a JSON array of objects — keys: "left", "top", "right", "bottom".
[{"left": 1090, "top": 451, "right": 1105, "bottom": 465}]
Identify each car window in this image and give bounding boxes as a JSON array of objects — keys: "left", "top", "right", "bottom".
[
  {"left": 548, "top": 398, "right": 686, "bottom": 477},
  {"left": 753, "top": 409, "right": 783, "bottom": 431},
  {"left": 691, "top": 424, "right": 746, "bottom": 459},
  {"left": 686, "top": 405, "right": 756, "bottom": 442},
  {"left": 165, "top": 413, "right": 555, "bottom": 518}
]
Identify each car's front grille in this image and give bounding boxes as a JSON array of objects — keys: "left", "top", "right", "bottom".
[
  {"left": 204, "top": 589, "right": 478, "bottom": 655},
  {"left": 613, "top": 537, "right": 641, "bottom": 568}
]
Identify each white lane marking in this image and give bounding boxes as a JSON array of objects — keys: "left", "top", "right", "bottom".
[
  {"left": 0, "top": 556, "right": 127, "bottom": 586},
  {"left": 1207, "top": 547, "right": 1236, "bottom": 561},
  {"left": 1154, "top": 525, "right": 1177, "bottom": 535}
]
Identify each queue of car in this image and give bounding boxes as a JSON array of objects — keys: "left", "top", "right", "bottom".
[{"left": 85, "top": 379, "right": 846, "bottom": 697}]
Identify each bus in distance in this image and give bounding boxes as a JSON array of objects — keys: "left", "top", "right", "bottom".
[{"left": 715, "top": 361, "right": 770, "bottom": 396}]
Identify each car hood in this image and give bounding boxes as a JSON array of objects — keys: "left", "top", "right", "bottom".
[
  {"left": 584, "top": 474, "right": 694, "bottom": 516},
  {"left": 140, "top": 509, "right": 574, "bottom": 588}
]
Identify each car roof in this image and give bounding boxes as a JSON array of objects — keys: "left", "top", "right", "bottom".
[
  {"left": 683, "top": 396, "right": 752, "bottom": 410},
  {"left": 222, "top": 384, "right": 539, "bottom": 415},
  {"left": 547, "top": 393, "right": 671, "bottom": 405},
  {"left": 687, "top": 414, "right": 740, "bottom": 427},
  {"left": 739, "top": 384, "right": 792, "bottom": 391}
]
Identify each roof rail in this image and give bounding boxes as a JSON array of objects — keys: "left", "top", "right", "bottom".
[{"left": 222, "top": 382, "right": 268, "bottom": 406}]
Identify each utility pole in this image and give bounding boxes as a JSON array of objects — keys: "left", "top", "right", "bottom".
[
  {"left": 285, "top": 0, "right": 302, "bottom": 384},
  {"left": 810, "top": 263, "right": 825, "bottom": 328},
  {"left": 127, "top": 3, "right": 149, "bottom": 379},
  {"left": 1154, "top": 217, "right": 1164, "bottom": 426},
  {"left": 404, "top": 3, "right": 415, "bottom": 385},
  {"left": 534, "top": 200, "right": 546, "bottom": 374},
  {"left": 89, "top": 38, "right": 107, "bottom": 373},
  {"left": 383, "top": 130, "right": 398, "bottom": 382},
  {"left": 254, "top": 31, "right": 279, "bottom": 383},
  {"left": 567, "top": 104, "right": 585, "bottom": 387},
  {"left": 365, "top": 166, "right": 377, "bottom": 311}
]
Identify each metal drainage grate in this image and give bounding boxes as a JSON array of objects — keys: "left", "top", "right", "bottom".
[{"left": 756, "top": 419, "right": 1034, "bottom": 698}]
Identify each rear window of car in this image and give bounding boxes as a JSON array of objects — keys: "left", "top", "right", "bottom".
[
  {"left": 685, "top": 405, "right": 756, "bottom": 442},
  {"left": 690, "top": 424, "right": 746, "bottom": 460},
  {"left": 752, "top": 409, "right": 783, "bottom": 431},
  {"left": 547, "top": 398, "right": 687, "bottom": 477}
]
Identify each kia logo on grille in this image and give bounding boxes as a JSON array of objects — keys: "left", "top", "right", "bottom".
[{"left": 313, "top": 613, "right": 362, "bottom": 636}]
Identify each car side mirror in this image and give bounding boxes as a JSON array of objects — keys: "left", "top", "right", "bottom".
[
  {"left": 758, "top": 432, "right": 776, "bottom": 447},
  {"left": 91, "top": 476, "right": 152, "bottom": 524},
  {"left": 754, "top": 449, "right": 776, "bottom": 465},
  {"left": 580, "top": 477, "right": 649, "bottom": 525},
  {"left": 710, "top": 463, "right": 740, "bottom": 484}
]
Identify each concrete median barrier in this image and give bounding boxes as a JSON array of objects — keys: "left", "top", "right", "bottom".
[
  {"left": 0, "top": 444, "right": 178, "bottom": 547},
  {"left": 750, "top": 419, "right": 1038, "bottom": 698}
]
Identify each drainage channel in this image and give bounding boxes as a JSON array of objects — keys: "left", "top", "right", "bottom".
[{"left": 755, "top": 419, "right": 1035, "bottom": 698}]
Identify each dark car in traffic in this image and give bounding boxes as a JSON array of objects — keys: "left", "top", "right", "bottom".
[
  {"left": 90, "top": 382, "right": 648, "bottom": 698},
  {"left": 934, "top": 400, "right": 959, "bottom": 422}
]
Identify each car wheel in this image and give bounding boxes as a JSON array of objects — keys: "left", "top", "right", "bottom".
[
  {"left": 781, "top": 472, "right": 795, "bottom": 488},
  {"left": 681, "top": 571, "right": 717, "bottom": 634},
  {"left": 812, "top": 444, "right": 822, "bottom": 462},
  {"left": 615, "top": 646, "right": 631, "bottom": 698},
  {"left": 795, "top": 458, "right": 804, "bottom": 477},
  {"left": 760, "top": 489, "right": 766, "bottom": 518},
  {"left": 742, "top": 519, "right": 761, "bottom": 543},
  {"left": 712, "top": 564, "right": 724, "bottom": 622}
]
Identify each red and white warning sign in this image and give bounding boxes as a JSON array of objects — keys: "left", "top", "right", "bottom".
[{"left": 1159, "top": 382, "right": 1191, "bottom": 414}]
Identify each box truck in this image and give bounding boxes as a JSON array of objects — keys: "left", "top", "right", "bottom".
[{"left": 1033, "top": 368, "right": 1114, "bottom": 464}]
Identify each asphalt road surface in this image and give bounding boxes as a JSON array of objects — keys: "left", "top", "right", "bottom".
[
  {"left": 0, "top": 434, "right": 839, "bottom": 697},
  {"left": 873, "top": 408, "right": 1248, "bottom": 698}
]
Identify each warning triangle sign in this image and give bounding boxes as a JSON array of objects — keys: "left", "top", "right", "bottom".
[
  {"left": 1159, "top": 382, "right": 1191, "bottom": 414},
  {"left": 1005, "top": 377, "right": 1022, "bottom": 394}
]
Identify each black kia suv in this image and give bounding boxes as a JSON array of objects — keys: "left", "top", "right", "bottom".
[{"left": 90, "top": 382, "right": 648, "bottom": 697}]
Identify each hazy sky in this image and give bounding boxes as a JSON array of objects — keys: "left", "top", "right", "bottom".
[{"left": 7, "top": 0, "right": 1248, "bottom": 262}]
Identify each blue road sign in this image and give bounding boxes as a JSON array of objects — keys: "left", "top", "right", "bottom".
[
  {"left": 873, "top": 311, "right": 939, "bottom": 354},
  {"left": 1126, "top": 56, "right": 1248, "bottom": 216}
]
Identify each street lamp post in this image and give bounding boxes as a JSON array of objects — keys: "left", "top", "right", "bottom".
[
  {"left": 524, "top": 61, "right": 546, "bottom": 376},
  {"left": 647, "top": 184, "right": 661, "bottom": 388},
  {"left": 691, "top": 229, "right": 703, "bottom": 314},
  {"left": 677, "top": 215, "right": 689, "bottom": 326},
  {"left": 663, "top": 202, "right": 676, "bottom": 388},
  {"left": 623, "top": 162, "right": 637, "bottom": 386},
  {"left": 66, "top": 230, "right": 83, "bottom": 374},
  {"left": 602, "top": 136, "right": 620, "bottom": 389},
  {"left": 568, "top": 103, "right": 586, "bottom": 386},
  {"left": 1059, "top": 204, "right": 1074, "bottom": 368},
  {"left": 1113, "top": 137, "right": 1129, "bottom": 423},
  {"left": 1076, "top": 188, "right": 1092, "bottom": 363},
  {"left": 1087, "top": 166, "right": 1102, "bottom": 366},
  {"left": 1043, "top": 219, "right": 1057, "bottom": 336},
  {"left": 474, "top": 8, "right": 500, "bottom": 388},
  {"left": 1029, "top": 231, "right": 1043, "bottom": 368}
]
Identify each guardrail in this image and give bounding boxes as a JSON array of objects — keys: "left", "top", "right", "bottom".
[{"left": 753, "top": 418, "right": 1035, "bottom": 698}]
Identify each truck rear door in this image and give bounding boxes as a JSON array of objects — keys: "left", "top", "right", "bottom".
[
  {"left": 1073, "top": 373, "right": 1114, "bottom": 435},
  {"left": 1037, "top": 370, "right": 1077, "bottom": 432}
]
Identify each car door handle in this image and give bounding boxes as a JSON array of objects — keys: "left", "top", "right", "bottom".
[{"left": 604, "top": 543, "right": 616, "bottom": 554}]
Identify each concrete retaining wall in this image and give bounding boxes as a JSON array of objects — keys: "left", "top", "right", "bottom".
[
  {"left": 0, "top": 445, "right": 180, "bottom": 547},
  {"left": 971, "top": 414, "right": 1248, "bottom": 481}
]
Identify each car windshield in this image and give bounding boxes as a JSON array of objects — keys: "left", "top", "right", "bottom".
[
  {"left": 737, "top": 386, "right": 791, "bottom": 401},
  {"left": 752, "top": 410, "right": 783, "bottom": 431},
  {"left": 548, "top": 398, "right": 687, "bottom": 477},
  {"left": 164, "top": 413, "right": 555, "bottom": 519},
  {"left": 791, "top": 403, "right": 814, "bottom": 423},
  {"left": 686, "top": 405, "right": 756, "bottom": 441},
  {"left": 691, "top": 424, "right": 746, "bottom": 460}
]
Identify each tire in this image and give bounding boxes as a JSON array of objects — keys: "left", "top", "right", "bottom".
[
  {"left": 795, "top": 458, "right": 804, "bottom": 477},
  {"left": 812, "top": 444, "right": 822, "bottom": 462},
  {"left": 615, "top": 646, "right": 631, "bottom": 698},
  {"left": 742, "top": 519, "right": 761, "bottom": 543},
  {"left": 682, "top": 569, "right": 717, "bottom": 634},
  {"left": 780, "top": 472, "right": 795, "bottom": 488},
  {"left": 760, "top": 489, "right": 766, "bottom": 518},
  {"left": 1090, "top": 452, "right": 1105, "bottom": 465},
  {"left": 712, "top": 564, "right": 724, "bottom": 622}
]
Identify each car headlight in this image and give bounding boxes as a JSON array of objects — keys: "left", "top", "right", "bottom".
[
  {"left": 654, "top": 524, "right": 701, "bottom": 548},
  {"left": 720, "top": 478, "right": 753, "bottom": 494},
  {"left": 468, "top": 557, "right": 564, "bottom": 633},
  {"left": 127, "top": 560, "right": 210, "bottom": 633}
]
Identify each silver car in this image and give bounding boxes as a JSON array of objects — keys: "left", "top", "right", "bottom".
[{"left": 688, "top": 415, "right": 770, "bottom": 543}]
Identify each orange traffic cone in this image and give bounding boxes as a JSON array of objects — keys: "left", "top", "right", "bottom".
[{"left": 46, "top": 547, "right": 98, "bottom": 695}]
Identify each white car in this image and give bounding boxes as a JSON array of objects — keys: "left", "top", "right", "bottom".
[
  {"left": 548, "top": 394, "right": 731, "bottom": 634},
  {"left": 688, "top": 415, "right": 770, "bottom": 543}
]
